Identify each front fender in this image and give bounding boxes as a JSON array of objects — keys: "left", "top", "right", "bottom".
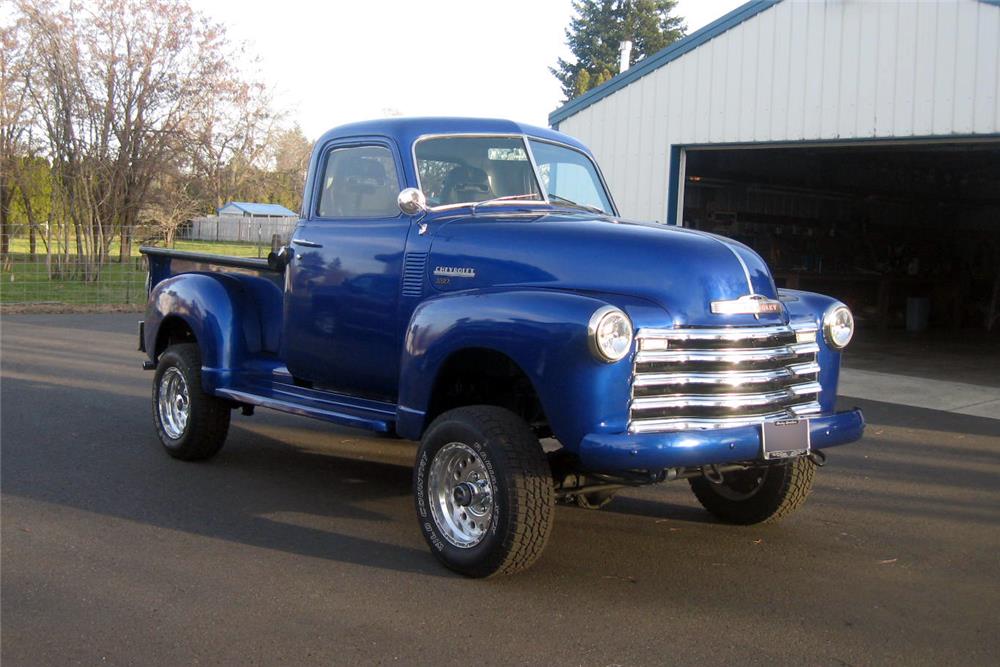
[
  {"left": 396, "top": 289, "right": 664, "bottom": 449},
  {"left": 780, "top": 288, "right": 846, "bottom": 412},
  {"left": 144, "top": 273, "right": 273, "bottom": 392}
]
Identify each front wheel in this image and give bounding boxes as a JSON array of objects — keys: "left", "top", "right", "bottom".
[
  {"left": 689, "top": 457, "right": 816, "bottom": 525},
  {"left": 152, "top": 343, "right": 230, "bottom": 461},
  {"left": 414, "top": 406, "right": 554, "bottom": 578}
]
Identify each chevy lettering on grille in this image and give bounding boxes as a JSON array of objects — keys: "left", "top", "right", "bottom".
[{"left": 710, "top": 294, "right": 784, "bottom": 315}]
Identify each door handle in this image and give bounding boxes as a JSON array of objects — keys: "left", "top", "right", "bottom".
[{"left": 291, "top": 238, "right": 323, "bottom": 248}]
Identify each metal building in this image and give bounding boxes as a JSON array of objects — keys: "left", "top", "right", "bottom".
[{"left": 550, "top": 0, "right": 1000, "bottom": 333}]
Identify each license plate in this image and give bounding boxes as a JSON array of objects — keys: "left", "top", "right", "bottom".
[{"left": 761, "top": 418, "right": 810, "bottom": 460}]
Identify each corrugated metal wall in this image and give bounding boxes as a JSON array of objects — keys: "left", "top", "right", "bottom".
[{"left": 557, "top": 0, "right": 1000, "bottom": 223}]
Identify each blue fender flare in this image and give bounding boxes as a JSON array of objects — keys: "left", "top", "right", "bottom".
[
  {"left": 396, "top": 289, "right": 645, "bottom": 449},
  {"left": 143, "top": 273, "right": 273, "bottom": 392}
]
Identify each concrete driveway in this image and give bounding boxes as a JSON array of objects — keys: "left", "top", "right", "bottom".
[{"left": 2, "top": 314, "right": 998, "bottom": 665}]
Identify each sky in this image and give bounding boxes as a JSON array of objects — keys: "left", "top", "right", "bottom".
[{"left": 189, "top": 0, "right": 747, "bottom": 140}]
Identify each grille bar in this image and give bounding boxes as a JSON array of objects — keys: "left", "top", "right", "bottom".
[
  {"left": 631, "top": 381, "right": 822, "bottom": 410},
  {"left": 629, "top": 402, "right": 822, "bottom": 434},
  {"left": 632, "top": 362, "right": 821, "bottom": 390},
  {"left": 630, "top": 322, "right": 821, "bottom": 433},
  {"left": 638, "top": 326, "right": 799, "bottom": 342},
  {"left": 635, "top": 342, "right": 818, "bottom": 365}
]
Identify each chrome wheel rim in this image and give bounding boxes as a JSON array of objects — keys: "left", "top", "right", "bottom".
[
  {"left": 157, "top": 367, "right": 190, "bottom": 440},
  {"left": 427, "top": 442, "right": 494, "bottom": 548}
]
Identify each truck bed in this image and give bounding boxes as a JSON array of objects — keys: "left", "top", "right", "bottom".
[{"left": 141, "top": 245, "right": 399, "bottom": 434}]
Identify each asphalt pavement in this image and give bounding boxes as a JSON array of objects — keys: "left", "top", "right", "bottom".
[{"left": 2, "top": 313, "right": 998, "bottom": 665}]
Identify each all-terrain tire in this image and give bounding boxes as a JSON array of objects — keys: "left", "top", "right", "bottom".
[
  {"left": 689, "top": 457, "right": 816, "bottom": 525},
  {"left": 152, "top": 343, "right": 230, "bottom": 461},
  {"left": 414, "top": 406, "right": 554, "bottom": 578}
]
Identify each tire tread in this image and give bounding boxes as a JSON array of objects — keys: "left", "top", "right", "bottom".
[
  {"left": 153, "top": 343, "right": 230, "bottom": 461},
  {"left": 689, "top": 457, "right": 815, "bottom": 525},
  {"left": 418, "top": 406, "right": 554, "bottom": 577}
]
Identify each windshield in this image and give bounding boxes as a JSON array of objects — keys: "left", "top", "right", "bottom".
[
  {"left": 528, "top": 139, "right": 614, "bottom": 215},
  {"left": 415, "top": 136, "right": 543, "bottom": 207}
]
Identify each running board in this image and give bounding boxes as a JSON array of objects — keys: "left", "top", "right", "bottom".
[{"left": 216, "top": 381, "right": 397, "bottom": 434}]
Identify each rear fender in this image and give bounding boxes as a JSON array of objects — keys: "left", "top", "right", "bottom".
[{"left": 144, "top": 272, "right": 281, "bottom": 391}]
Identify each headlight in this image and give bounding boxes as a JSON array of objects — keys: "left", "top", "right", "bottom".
[
  {"left": 823, "top": 303, "right": 854, "bottom": 350},
  {"left": 588, "top": 306, "right": 633, "bottom": 362}
]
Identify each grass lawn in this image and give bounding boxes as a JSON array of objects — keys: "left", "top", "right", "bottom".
[{"left": 1, "top": 239, "right": 267, "bottom": 305}]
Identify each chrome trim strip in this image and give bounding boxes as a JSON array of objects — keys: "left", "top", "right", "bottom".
[
  {"left": 522, "top": 136, "right": 548, "bottom": 201},
  {"left": 629, "top": 401, "right": 822, "bottom": 433},
  {"left": 703, "top": 232, "right": 754, "bottom": 293},
  {"left": 635, "top": 342, "right": 819, "bottom": 365},
  {"left": 633, "top": 367, "right": 801, "bottom": 388},
  {"left": 630, "top": 382, "right": 822, "bottom": 411},
  {"left": 789, "top": 320, "right": 820, "bottom": 331},
  {"left": 637, "top": 325, "right": 809, "bottom": 342},
  {"left": 788, "top": 361, "right": 821, "bottom": 376}
]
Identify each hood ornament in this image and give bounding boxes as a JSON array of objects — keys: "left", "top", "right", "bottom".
[{"left": 711, "top": 294, "right": 784, "bottom": 318}]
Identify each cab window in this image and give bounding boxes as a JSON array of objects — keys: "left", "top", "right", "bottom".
[{"left": 317, "top": 145, "right": 400, "bottom": 218}]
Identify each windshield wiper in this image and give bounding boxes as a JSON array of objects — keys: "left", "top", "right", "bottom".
[
  {"left": 547, "top": 193, "right": 606, "bottom": 214},
  {"left": 470, "top": 193, "right": 542, "bottom": 215}
]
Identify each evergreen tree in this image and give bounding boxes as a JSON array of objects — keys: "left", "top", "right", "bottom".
[{"left": 551, "top": 0, "right": 686, "bottom": 101}]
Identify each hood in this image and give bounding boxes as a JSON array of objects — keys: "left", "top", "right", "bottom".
[{"left": 425, "top": 210, "right": 780, "bottom": 326}]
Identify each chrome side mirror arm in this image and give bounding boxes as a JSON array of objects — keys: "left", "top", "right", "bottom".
[{"left": 397, "top": 187, "right": 430, "bottom": 234}]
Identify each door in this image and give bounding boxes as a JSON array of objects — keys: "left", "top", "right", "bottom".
[{"left": 283, "top": 140, "right": 411, "bottom": 400}]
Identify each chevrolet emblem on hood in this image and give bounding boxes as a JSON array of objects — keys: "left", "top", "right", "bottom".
[{"left": 711, "top": 294, "right": 784, "bottom": 316}]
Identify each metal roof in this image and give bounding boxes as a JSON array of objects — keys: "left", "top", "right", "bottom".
[
  {"left": 549, "top": 1, "right": 780, "bottom": 128},
  {"left": 549, "top": 0, "right": 1000, "bottom": 128},
  {"left": 218, "top": 202, "right": 297, "bottom": 217}
]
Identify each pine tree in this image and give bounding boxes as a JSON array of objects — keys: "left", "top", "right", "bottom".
[{"left": 551, "top": 0, "right": 686, "bottom": 101}]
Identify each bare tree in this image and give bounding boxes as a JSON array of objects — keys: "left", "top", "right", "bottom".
[
  {"left": 188, "top": 74, "right": 280, "bottom": 210},
  {"left": 142, "top": 171, "right": 200, "bottom": 248},
  {"left": 12, "top": 0, "right": 276, "bottom": 279}
]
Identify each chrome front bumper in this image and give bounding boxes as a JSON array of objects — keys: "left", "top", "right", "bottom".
[{"left": 577, "top": 408, "right": 865, "bottom": 472}]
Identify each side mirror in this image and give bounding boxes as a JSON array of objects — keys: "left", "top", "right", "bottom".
[
  {"left": 398, "top": 187, "right": 428, "bottom": 215},
  {"left": 267, "top": 245, "right": 293, "bottom": 271}
]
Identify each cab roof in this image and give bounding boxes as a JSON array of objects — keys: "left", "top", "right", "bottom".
[{"left": 314, "top": 117, "right": 591, "bottom": 154}]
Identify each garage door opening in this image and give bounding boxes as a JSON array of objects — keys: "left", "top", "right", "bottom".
[{"left": 682, "top": 141, "right": 1000, "bottom": 340}]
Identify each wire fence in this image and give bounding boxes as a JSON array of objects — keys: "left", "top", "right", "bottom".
[{"left": 0, "top": 232, "right": 274, "bottom": 307}]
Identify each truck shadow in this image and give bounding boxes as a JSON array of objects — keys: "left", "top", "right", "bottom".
[{"left": 2, "top": 370, "right": 446, "bottom": 577}]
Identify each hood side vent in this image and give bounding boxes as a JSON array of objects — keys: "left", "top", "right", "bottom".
[{"left": 402, "top": 252, "right": 428, "bottom": 297}]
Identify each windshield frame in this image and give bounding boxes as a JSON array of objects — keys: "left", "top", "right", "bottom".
[{"left": 411, "top": 133, "right": 617, "bottom": 215}]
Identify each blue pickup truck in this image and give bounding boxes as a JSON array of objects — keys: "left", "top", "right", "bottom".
[{"left": 139, "top": 117, "right": 864, "bottom": 577}]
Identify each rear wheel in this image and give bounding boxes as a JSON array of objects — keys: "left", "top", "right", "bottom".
[
  {"left": 414, "top": 406, "right": 554, "bottom": 577},
  {"left": 689, "top": 458, "right": 816, "bottom": 525},
  {"left": 152, "top": 343, "right": 230, "bottom": 461}
]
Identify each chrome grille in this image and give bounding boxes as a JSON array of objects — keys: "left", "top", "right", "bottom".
[{"left": 630, "top": 322, "right": 821, "bottom": 433}]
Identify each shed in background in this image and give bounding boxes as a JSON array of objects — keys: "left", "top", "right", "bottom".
[
  {"left": 551, "top": 0, "right": 1000, "bottom": 333},
  {"left": 184, "top": 201, "right": 299, "bottom": 244}
]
